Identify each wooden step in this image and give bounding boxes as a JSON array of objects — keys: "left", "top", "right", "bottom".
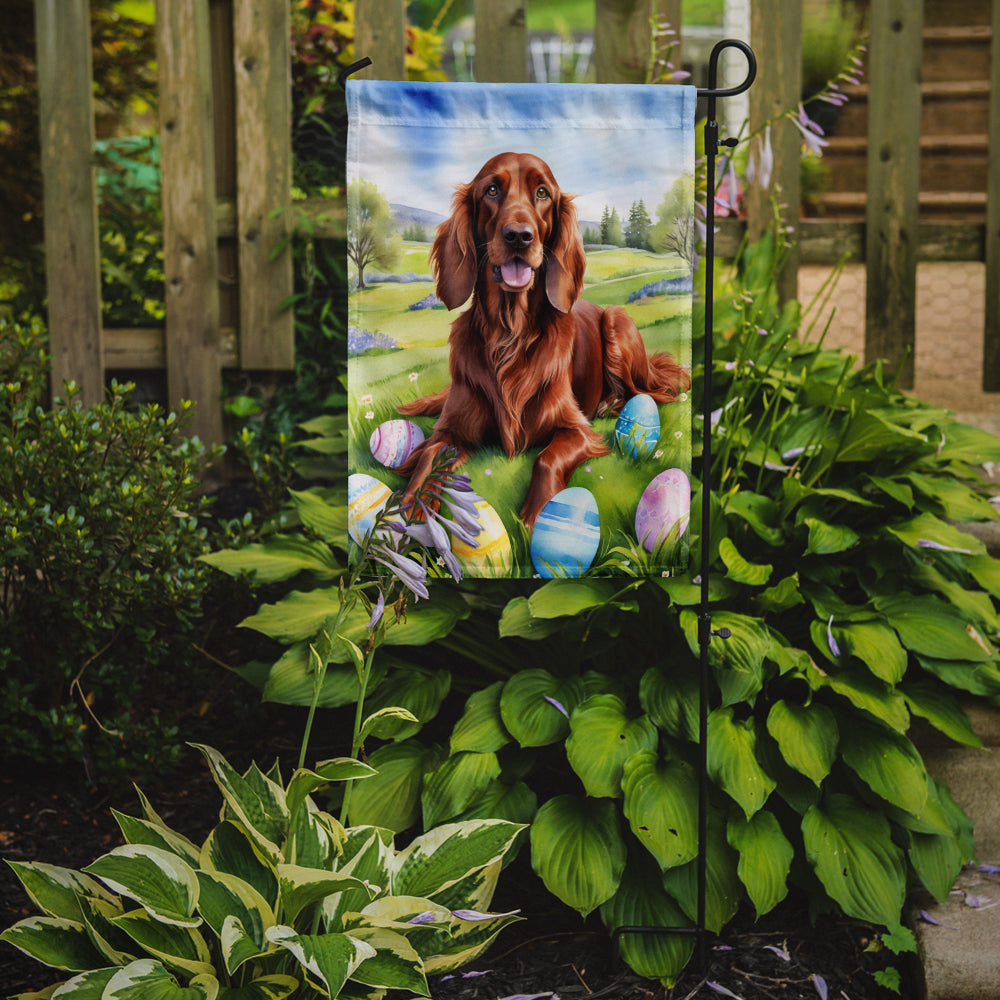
[
  {"left": 922, "top": 25, "right": 993, "bottom": 83},
  {"left": 814, "top": 190, "right": 987, "bottom": 222}
]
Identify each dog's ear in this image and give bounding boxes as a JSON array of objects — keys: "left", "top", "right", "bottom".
[
  {"left": 545, "top": 193, "right": 586, "bottom": 314},
  {"left": 431, "top": 182, "right": 478, "bottom": 310}
]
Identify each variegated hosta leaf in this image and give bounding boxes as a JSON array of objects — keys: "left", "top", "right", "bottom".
[
  {"left": 450, "top": 681, "right": 511, "bottom": 754},
  {"left": 265, "top": 925, "right": 376, "bottom": 998},
  {"left": 83, "top": 846, "right": 200, "bottom": 928},
  {"left": 529, "top": 795, "right": 626, "bottom": 917},
  {"left": 323, "top": 829, "right": 393, "bottom": 931},
  {"left": 102, "top": 958, "right": 218, "bottom": 999},
  {"left": 195, "top": 871, "right": 274, "bottom": 974},
  {"left": 277, "top": 865, "right": 376, "bottom": 925},
  {"left": 621, "top": 751, "right": 699, "bottom": 871},
  {"left": 707, "top": 707, "right": 776, "bottom": 819},
  {"left": 802, "top": 793, "right": 906, "bottom": 926},
  {"left": 499, "top": 669, "right": 585, "bottom": 747},
  {"left": 391, "top": 820, "right": 524, "bottom": 901},
  {"left": 42, "top": 966, "right": 118, "bottom": 997},
  {"left": 765, "top": 700, "right": 838, "bottom": 786},
  {"left": 420, "top": 906, "right": 523, "bottom": 975},
  {"left": 599, "top": 853, "right": 694, "bottom": 987},
  {"left": 344, "top": 926, "right": 429, "bottom": 995},
  {"left": 214, "top": 974, "right": 300, "bottom": 1000},
  {"left": 110, "top": 908, "right": 214, "bottom": 979},
  {"left": 727, "top": 810, "right": 793, "bottom": 918},
  {"left": 78, "top": 894, "right": 136, "bottom": 966},
  {"left": 4, "top": 861, "right": 118, "bottom": 922},
  {"left": 285, "top": 760, "right": 375, "bottom": 824},
  {"left": 420, "top": 751, "right": 502, "bottom": 829},
  {"left": 191, "top": 745, "right": 288, "bottom": 863},
  {"left": 288, "top": 802, "right": 343, "bottom": 870},
  {"left": 0, "top": 916, "right": 107, "bottom": 971},
  {"left": 423, "top": 859, "right": 501, "bottom": 916},
  {"left": 200, "top": 822, "right": 278, "bottom": 910},
  {"left": 112, "top": 810, "right": 202, "bottom": 868},
  {"left": 566, "top": 695, "right": 658, "bottom": 799}
]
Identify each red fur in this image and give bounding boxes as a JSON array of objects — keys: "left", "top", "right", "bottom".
[{"left": 398, "top": 152, "right": 690, "bottom": 528}]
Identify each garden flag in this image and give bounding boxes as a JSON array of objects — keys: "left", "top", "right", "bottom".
[{"left": 346, "top": 80, "right": 696, "bottom": 578}]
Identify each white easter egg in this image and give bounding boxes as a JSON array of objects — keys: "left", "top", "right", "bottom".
[
  {"left": 530, "top": 487, "right": 601, "bottom": 578},
  {"left": 369, "top": 419, "right": 424, "bottom": 468},
  {"left": 615, "top": 394, "right": 661, "bottom": 459},
  {"left": 347, "top": 473, "right": 393, "bottom": 544},
  {"left": 635, "top": 468, "right": 691, "bottom": 553},
  {"left": 451, "top": 499, "right": 512, "bottom": 576}
]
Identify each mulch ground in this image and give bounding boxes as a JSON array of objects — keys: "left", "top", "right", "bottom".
[{"left": 1, "top": 742, "right": 913, "bottom": 1000}]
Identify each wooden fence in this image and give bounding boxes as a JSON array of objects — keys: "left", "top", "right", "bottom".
[{"left": 33, "top": 0, "right": 1000, "bottom": 445}]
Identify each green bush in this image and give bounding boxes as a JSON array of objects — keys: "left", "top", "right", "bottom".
[{"left": 0, "top": 317, "right": 220, "bottom": 783}]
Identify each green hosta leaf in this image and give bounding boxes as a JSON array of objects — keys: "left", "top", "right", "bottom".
[
  {"left": 755, "top": 573, "right": 805, "bottom": 614},
  {"left": 707, "top": 708, "right": 776, "bottom": 819},
  {"left": 719, "top": 537, "right": 772, "bottom": 586},
  {"left": 935, "top": 421, "right": 1000, "bottom": 465},
  {"left": 265, "top": 926, "right": 375, "bottom": 998},
  {"left": 261, "top": 643, "right": 386, "bottom": 709},
  {"left": 450, "top": 682, "right": 511, "bottom": 754},
  {"left": 530, "top": 795, "right": 626, "bottom": 917},
  {"left": 285, "top": 759, "right": 376, "bottom": 823},
  {"left": 4, "top": 862, "right": 118, "bottom": 922},
  {"left": 834, "top": 621, "right": 907, "bottom": 683},
  {"left": 83, "top": 846, "right": 200, "bottom": 928},
  {"left": 839, "top": 718, "right": 929, "bottom": 817},
  {"left": 916, "top": 655, "right": 1000, "bottom": 697},
  {"left": 527, "top": 579, "right": 623, "bottom": 617},
  {"left": 967, "top": 553, "right": 1000, "bottom": 597},
  {"left": 886, "top": 512, "right": 985, "bottom": 557},
  {"left": 0, "top": 916, "right": 107, "bottom": 971},
  {"left": 200, "top": 536, "right": 341, "bottom": 584},
  {"left": 289, "top": 488, "right": 348, "bottom": 544},
  {"left": 566, "top": 695, "right": 658, "bottom": 798},
  {"left": 347, "top": 740, "right": 442, "bottom": 832},
  {"left": 362, "top": 667, "right": 451, "bottom": 740},
  {"left": 277, "top": 865, "right": 374, "bottom": 925},
  {"left": 195, "top": 871, "right": 274, "bottom": 974},
  {"left": 111, "top": 908, "right": 214, "bottom": 978},
  {"left": 901, "top": 680, "right": 982, "bottom": 748},
  {"left": 499, "top": 670, "right": 584, "bottom": 747},
  {"left": 802, "top": 793, "right": 906, "bottom": 926},
  {"left": 661, "top": 811, "right": 741, "bottom": 933},
  {"left": 200, "top": 822, "right": 278, "bottom": 910},
  {"left": 875, "top": 594, "right": 995, "bottom": 662},
  {"left": 393, "top": 820, "right": 524, "bottom": 901},
  {"left": 834, "top": 410, "right": 927, "bottom": 463},
  {"left": 906, "top": 472, "right": 998, "bottom": 522},
  {"left": 112, "top": 812, "right": 201, "bottom": 868},
  {"left": 910, "top": 562, "right": 1000, "bottom": 633},
  {"left": 681, "top": 610, "right": 770, "bottom": 706},
  {"left": 809, "top": 661, "right": 910, "bottom": 732},
  {"left": 621, "top": 751, "right": 699, "bottom": 871},
  {"left": 724, "top": 490, "right": 784, "bottom": 545},
  {"left": 346, "top": 926, "right": 428, "bottom": 994},
  {"left": 866, "top": 474, "right": 914, "bottom": 509},
  {"left": 421, "top": 751, "right": 502, "bottom": 828},
  {"left": 103, "top": 959, "right": 218, "bottom": 999},
  {"left": 765, "top": 700, "right": 838, "bottom": 786},
  {"left": 453, "top": 779, "right": 538, "bottom": 827},
  {"left": 190, "top": 746, "right": 287, "bottom": 863},
  {"left": 909, "top": 825, "right": 966, "bottom": 905},
  {"left": 360, "top": 706, "right": 421, "bottom": 742},
  {"left": 639, "top": 664, "right": 699, "bottom": 742},
  {"left": 216, "top": 975, "right": 299, "bottom": 999},
  {"left": 599, "top": 853, "right": 694, "bottom": 987},
  {"left": 803, "top": 517, "right": 859, "bottom": 556},
  {"left": 497, "top": 596, "right": 565, "bottom": 639},
  {"left": 727, "top": 811, "right": 793, "bottom": 918}
]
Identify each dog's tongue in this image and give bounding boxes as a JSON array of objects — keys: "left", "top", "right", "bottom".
[{"left": 500, "top": 258, "right": 533, "bottom": 288}]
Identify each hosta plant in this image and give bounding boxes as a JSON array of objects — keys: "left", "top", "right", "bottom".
[{"left": 1, "top": 743, "right": 523, "bottom": 999}]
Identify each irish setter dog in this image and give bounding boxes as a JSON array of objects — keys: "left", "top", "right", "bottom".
[{"left": 397, "top": 151, "right": 689, "bottom": 529}]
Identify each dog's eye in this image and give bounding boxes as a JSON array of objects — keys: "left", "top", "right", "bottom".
[
  {"left": 535, "top": 186, "right": 550, "bottom": 200},
  {"left": 485, "top": 183, "right": 500, "bottom": 198}
]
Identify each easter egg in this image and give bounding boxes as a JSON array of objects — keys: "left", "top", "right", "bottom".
[
  {"left": 635, "top": 468, "right": 691, "bottom": 553},
  {"left": 530, "top": 487, "right": 601, "bottom": 578},
  {"left": 369, "top": 419, "right": 424, "bottom": 469},
  {"left": 348, "top": 473, "right": 393, "bottom": 544},
  {"left": 451, "top": 499, "right": 512, "bottom": 576},
  {"left": 615, "top": 394, "right": 661, "bottom": 459}
]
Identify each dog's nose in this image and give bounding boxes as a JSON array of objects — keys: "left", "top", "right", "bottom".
[{"left": 502, "top": 224, "right": 534, "bottom": 248}]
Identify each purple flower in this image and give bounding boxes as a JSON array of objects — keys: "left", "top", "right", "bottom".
[
  {"left": 917, "top": 539, "right": 973, "bottom": 554},
  {"left": 407, "top": 911, "right": 438, "bottom": 925},
  {"left": 544, "top": 695, "right": 569, "bottom": 718},
  {"left": 827, "top": 616, "right": 841, "bottom": 658},
  {"left": 367, "top": 591, "right": 385, "bottom": 631},
  {"left": 790, "top": 104, "right": 829, "bottom": 157},
  {"left": 747, "top": 125, "right": 773, "bottom": 191},
  {"left": 369, "top": 536, "right": 429, "bottom": 600},
  {"left": 451, "top": 908, "right": 520, "bottom": 921}
]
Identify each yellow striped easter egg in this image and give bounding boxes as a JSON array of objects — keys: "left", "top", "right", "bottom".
[{"left": 452, "top": 499, "right": 512, "bottom": 577}]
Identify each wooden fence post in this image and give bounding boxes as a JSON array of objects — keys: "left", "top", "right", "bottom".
[
  {"left": 594, "top": 0, "right": 674, "bottom": 84},
  {"left": 233, "top": 0, "right": 294, "bottom": 370},
  {"left": 474, "top": 0, "right": 527, "bottom": 82},
  {"left": 983, "top": 0, "right": 1000, "bottom": 390},
  {"left": 864, "top": 0, "right": 923, "bottom": 389},
  {"left": 157, "top": 0, "right": 223, "bottom": 445},
  {"left": 354, "top": 0, "right": 407, "bottom": 80},
  {"left": 746, "top": 0, "right": 801, "bottom": 306},
  {"left": 34, "top": 0, "right": 104, "bottom": 405}
]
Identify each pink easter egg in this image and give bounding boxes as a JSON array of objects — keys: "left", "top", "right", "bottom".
[
  {"left": 369, "top": 419, "right": 424, "bottom": 468},
  {"left": 635, "top": 468, "right": 691, "bottom": 553}
]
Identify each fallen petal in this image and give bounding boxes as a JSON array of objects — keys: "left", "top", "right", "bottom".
[
  {"left": 763, "top": 944, "right": 791, "bottom": 961},
  {"left": 707, "top": 983, "right": 743, "bottom": 999},
  {"left": 812, "top": 974, "right": 828, "bottom": 1000}
]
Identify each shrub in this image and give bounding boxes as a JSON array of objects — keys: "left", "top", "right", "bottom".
[{"left": 0, "top": 317, "right": 220, "bottom": 783}]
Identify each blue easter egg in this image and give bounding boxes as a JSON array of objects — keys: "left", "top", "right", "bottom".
[
  {"left": 348, "top": 473, "right": 393, "bottom": 544},
  {"left": 615, "top": 394, "right": 661, "bottom": 459},
  {"left": 635, "top": 467, "right": 691, "bottom": 553},
  {"left": 530, "top": 487, "right": 601, "bottom": 578},
  {"left": 370, "top": 419, "right": 424, "bottom": 468}
]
